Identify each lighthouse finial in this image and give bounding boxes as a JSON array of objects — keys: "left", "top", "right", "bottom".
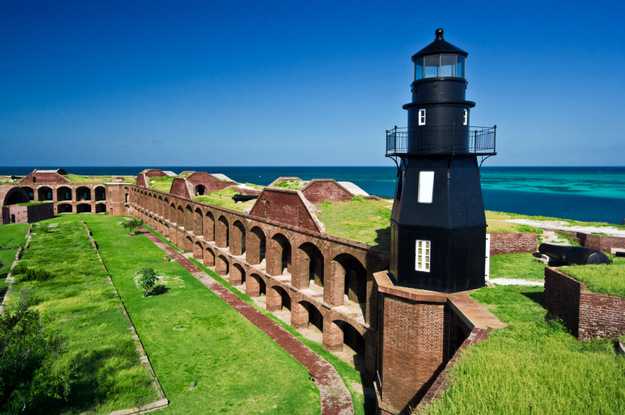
[{"left": 435, "top": 28, "right": 444, "bottom": 40}]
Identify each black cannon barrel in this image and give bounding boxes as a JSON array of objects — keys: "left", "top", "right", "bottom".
[
  {"left": 538, "top": 244, "right": 610, "bottom": 266},
  {"left": 232, "top": 194, "right": 259, "bottom": 203}
]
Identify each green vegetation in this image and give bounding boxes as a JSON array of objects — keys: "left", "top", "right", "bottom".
[
  {"left": 137, "top": 267, "right": 161, "bottom": 297},
  {"left": 561, "top": 257, "right": 625, "bottom": 298},
  {"left": 64, "top": 174, "right": 136, "bottom": 184},
  {"left": 0, "top": 223, "right": 28, "bottom": 278},
  {"left": 271, "top": 179, "right": 308, "bottom": 190},
  {"left": 317, "top": 197, "right": 392, "bottom": 247},
  {"left": 554, "top": 231, "right": 580, "bottom": 246},
  {"left": 86, "top": 216, "right": 320, "bottom": 414},
  {"left": 419, "top": 285, "right": 625, "bottom": 415},
  {"left": 485, "top": 210, "right": 625, "bottom": 230},
  {"left": 147, "top": 176, "right": 175, "bottom": 192},
  {"left": 5, "top": 220, "right": 159, "bottom": 414},
  {"left": 243, "top": 182, "right": 264, "bottom": 190},
  {"left": 490, "top": 252, "right": 546, "bottom": 281},
  {"left": 193, "top": 187, "right": 256, "bottom": 212},
  {"left": 15, "top": 201, "right": 51, "bottom": 207},
  {"left": 123, "top": 218, "right": 144, "bottom": 234},
  {"left": 486, "top": 219, "right": 542, "bottom": 234}
]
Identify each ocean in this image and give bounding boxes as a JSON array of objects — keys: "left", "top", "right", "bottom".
[{"left": 2, "top": 166, "right": 624, "bottom": 225}]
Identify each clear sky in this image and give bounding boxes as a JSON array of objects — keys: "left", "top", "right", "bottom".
[{"left": 1, "top": 0, "right": 623, "bottom": 167}]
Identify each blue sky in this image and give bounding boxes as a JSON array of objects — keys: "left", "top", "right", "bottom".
[{"left": 1, "top": 0, "right": 623, "bottom": 167}]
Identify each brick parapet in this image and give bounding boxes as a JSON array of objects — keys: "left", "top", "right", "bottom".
[
  {"left": 555, "top": 229, "right": 625, "bottom": 254},
  {"left": 489, "top": 232, "right": 537, "bottom": 255}
]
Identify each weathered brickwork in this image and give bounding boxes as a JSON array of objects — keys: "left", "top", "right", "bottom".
[
  {"left": 544, "top": 267, "right": 625, "bottom": 339},
  {"left": 557, "top": 230, "right": 625, "bottom": 254},
  {"left": 1, "top": 203, "right": 55, "bottom": 225},
  {"left": 19, "top": 170, "right": 70, "bottom": 185},
  {"left": 249, "top": 188, "right": 324, "bottom": 233},
  {"left": 301, "top": 179, "right": 354, "bottom": 204},
  {"left": 489, "top": 232, "right": 537, "bottom": 255}
]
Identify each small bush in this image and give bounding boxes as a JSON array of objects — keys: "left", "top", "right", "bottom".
[
  {"left": 11, "top": 262, "right": 28, "bottom": 275},
  {"left": 20, "top": 267, "right": 54, "bottom": 282},
  {"left": 138, "top": 268, "right": 159, "bottom": 297}
]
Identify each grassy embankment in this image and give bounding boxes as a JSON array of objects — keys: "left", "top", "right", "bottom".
[
  {"left": 270, "top": 179, "right": 308, "bottom": 190},
  {"left": 5, "top": 219, "right": 159, "bottom": 414},
  {"left": 64, "top": 174, "right": 137, "bottom": 184},
  {"left": 485, "top": 210, "right": 625, "bottom": 230},
  {"left": 193, "top": 187, "right": 256, "bottom": 213},
  {"left": 419, "top": 284, "right": 625, "bottom": 415},
  {"left": 561, "top": 257, "right": 625, "bottom": 298},
  {"left": 86, "top": 215, "right": 320, "bottom": 414},
  {"left": 147, "top": 176, "right": 175, "bottom": 192},
  {"left": 0, "top": 223, "right": 29, "bottom": 279}
]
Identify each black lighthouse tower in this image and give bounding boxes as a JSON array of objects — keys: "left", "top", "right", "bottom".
[{"left": 386, "top": 29, "right": 496, "bottom": 293}]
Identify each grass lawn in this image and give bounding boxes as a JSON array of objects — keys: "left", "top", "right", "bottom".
[
  {"left": 148, "top": 177, "right": 175, "bottom": 192},
  {"left": 419, "top": 285, "right": 625, "bottom": 415},
  {"left": 317, "top": 197, "right": 392, "bottom": 247},
  {"left": 193, "top": 187, "right": 256, "bottom": 213},
  {"left": 270, "top": 179, "right": 308, "bottom": 190},
  {"left": 6, "top": 218, "right": 159, "bottom": 414},
  {"left": 64, "top": 174, "right": 136, "bottom": 184},
  {"left": 561, "top": 257, "right": 625, "bottom": 298},
  {"left": 486, "top": 219, "right": 542, "bottom": 234},
  {"left": 86, "top": 216, "right": 320, "bottom": 414},
  {"left": 485, "top": 210, "right": 625, "bottom": 230},
  {"left": 490, "top": 252, "right": 547, "bottom": 281},
  {"left": 0, "top": 223, "right": 29, "bottom": 278}
]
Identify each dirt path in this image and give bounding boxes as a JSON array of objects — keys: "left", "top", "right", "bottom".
[{"left": 141, "top": 228, "right": 354, "bottom": 415}]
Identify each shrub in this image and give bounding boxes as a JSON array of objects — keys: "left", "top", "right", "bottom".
[
  {"left": 138, "top": 267, "right": 159, "bottom": 297},
  {"left": 20, "top": 267, "right": 54, "bottom": 282},
  {"left": 11, "top": 262, "right": 28, "bottom": 275}
]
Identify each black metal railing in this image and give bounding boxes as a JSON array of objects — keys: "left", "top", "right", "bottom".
[{"left": 385, "top": 125, "right": 496, "bottom": 156}]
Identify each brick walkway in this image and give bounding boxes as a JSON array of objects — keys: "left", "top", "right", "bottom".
[{"left": 141, "top": 227, "right": 354, "bottom": 415}]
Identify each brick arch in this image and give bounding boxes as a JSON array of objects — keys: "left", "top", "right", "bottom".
[
  {"left": 297, "top": 242, "right": 324, "bottom": 288},
  {"left": 246, "top": 272, "right": 266, "bottom": 298},
  {"left": 177, "top": 205, "right": 184, "bottom": 227},
  {"left": 37, "top": 186, "right": 54, "bottom": 201},
  {"left": 215, "top": 254, "right": 229, "bottom": 276},
  {"left": 56, "top": 186, "right": 72, "bottom": 201},
  {"left": 204, "top": 247, "right": 215, "bottom": 267},
  {"left": 292, "top": 300, "right": 323, "bottom": 332},
  {"left": 204, "top": 210, "right": 215, "bottom": 241},
  {"left": 194, "top": 208, "right": 204, "bottom": 236},
  {"left": 184, "top": 205, "right": 193, "bottom": 232},
  {"left": 266, "top": 283, "right": 292, "bottom": 312},
  {"left": 324, "top": 319, "right": 367, "bottom": 355},
  {"left": 247, "top": 226, "right": 266, "bottom": 265},
  {"left": 21, "top": 186, "right": 34, "bottom": 201},
  {"left": 331, "top": 253, "right": 367, "bottom": 307},
  {"left": 169, "top": 202, "right": 176, "bottom": 223},
  {"left": 230, "top": 263, "right": 246, "bottom": 286},
  {"left": 231, "top": 220, "right": 246, "bottom": 256},
  {"left": 216, "top": 215, "right": 229, "bottom": 248},
  {"left": 267, "top": 233, "right": 291, "bottom": 276},
  {"left": 193, "top": 241, "right": 203, "bottom": 260},
  {"left": 183, "top": 235, "right": 193, "bottom": 253}
]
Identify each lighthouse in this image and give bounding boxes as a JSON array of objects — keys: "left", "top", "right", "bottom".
[{"left": 386, "top": 29, "right": 496, "bottom": 293}]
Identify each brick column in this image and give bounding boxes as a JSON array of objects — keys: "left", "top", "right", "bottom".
[
  {"left": 230, "top": 225, "right": 243, "bottom": 256},
  {"left": 324, "top": 260, "right": 344, "bottom": 307},
  {"left": 266, "top": 239, "right": 281, "bottom": 276},
  {"left": 266, "top": 286, "right": 282, "bottom": 312},
  {"left": 215, "top": 255, "right": 228, "bottom": 276},
  {"left": 291, "top": 301, "right": 308, "bottom": 329},
  {"left": 291, "top": 249, "right": 308, "bottom": 290},
  {"left": 247, "top": 275, "right": 260, "bottom": 297},
  {"left": 203, "top": 248, "right": 215, "bottom": 267},
  {"left": 323, "top": 320, "right": 343, "bottom": 351}
]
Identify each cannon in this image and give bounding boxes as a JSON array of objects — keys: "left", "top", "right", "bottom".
[
  {"left": 538, "top": 244, "right": 610, "bottom": 266},
  {"left": 232, "top": 194, "right": 259, "bottom": 203}
]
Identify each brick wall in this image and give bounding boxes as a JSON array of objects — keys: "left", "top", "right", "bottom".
[
  {"left": 20, "top": 172, "right": 69, "bottom": 184},
  {"left": 136, "top": 174, "right": 148, "bottom": 188},
  {"left": 187, "top": 172, "right": 237, "bottom": 194},
  {"left": 544, "top": 267, "right": 625, "bottom": 339},
  {"left": 489, "top": 232, "right": 537, "bottom": 255},
  {"left": 144, "top": 169, "right": 167, "bottom": 178},
  {"left": 301, "top": 179, "right": 353, "bottom": 204},
  {"left": 169, "top": 178, "right": 191, "bottom": 198},
  {"left": 249, "top": 188, "right": 323, "bottom": 233},
  {"left": 558, "top": 230, "right": 625, "bottom": 254}
]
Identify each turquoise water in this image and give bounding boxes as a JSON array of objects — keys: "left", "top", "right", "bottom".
[{"left": 2, "top": 166, "right": 624, "bottom": 224}]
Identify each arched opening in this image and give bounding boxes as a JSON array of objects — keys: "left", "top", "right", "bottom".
[
  {"left": 247, "top": 273, "right": 266, "bottom": 298},
  {"left": 204, "top": 211, "right": 215, "bottom": 241},
  {"left": 95, "top": 186, "right": 106, "bottom": 201},
  {"left": 95, "top": 203, "right": 107, "bottom": 213},
  {"left": 22, "top": 187, "right": 34, "bottom": 201},
  {"left": 299, "top": 243, "right": 324, "bottom": 288},
  {"left": 56, "top": 187, "right": 72, "bottom": 201},
  {"left": 195, "top": 185, "right": 207, "bottom": 196},
  {"left": 184, "top": 205, "right": 193, "bottom": 232},
  {"left": 230, "top": 263, "right": 246, "bottom": 286},
  {"left": 231, "top": 221, "right": 246, "bottom": 256},
  {"left": 170, "top": 203, "right": 177, "bottom": 224},
  {"left": 333, "top": 254, "right": 367, "bottom": 307},
  {"left": 57, "top": 203, "right": 72, "bottom": 213},
  {"left": 76, "top": 203, "right": 92, "bottom": 213},
  {"left": 193, "top": 242, "right": 204, "bottom": 260},
  {"left": 4, "top": 188, "right": 29, "bottom": 205},
  {"left": 216, "top": 255, "right": 229, "bottom": 276},
  {"left": 76, "top": 186, "right": 91, "bottom": 201},
  {"left": 184, "top": 236, "right": 193, "bottom": 253},
  {"left": 158, "top": 196, "right": 164, "bottom": 217},
  {"left": 217, "top": 216, "right": 229, "bottom": 248},
  {"left": 247, "top": 226, "right": 266, "bottom": 265},
  {"left": 204, "top": 247, "right": 215, "bottom": 267},
  {"left": 332, "top": 321, "right": 366, "bottom": 368},
  {"left": 194, "top": 208, "right": 204, "bottom": 236},
  {"left": 177, "top": 206, "right": 184, "bottom": 227},
  {"left": 269, "top": 233, "right": 291, "bottom": 276},
  {"left": 266, "top": 284, "right": 292, "bottom": 313},
  {"left": 38, "top": 187, "right": 53, "bottom": 201}
]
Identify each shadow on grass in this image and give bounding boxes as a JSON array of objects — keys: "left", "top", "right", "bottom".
[
  {"left": 148, "top": 285, "right": 169, "bottom": 296},
  {"left": 374, "top": 227, "right": 391, "bottom": 251},
  {"left": 521, "top": 290, "right": 545, "bottom": 306}
]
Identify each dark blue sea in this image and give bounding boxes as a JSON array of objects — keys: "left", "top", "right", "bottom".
[{"left": 2, "top": 166, "right": 624, "bottom": 225}]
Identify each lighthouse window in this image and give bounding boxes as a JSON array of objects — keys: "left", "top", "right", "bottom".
[
  {"left": 418, "top": 109, "right": 426, "bottom": 126},
  {"left": 414, "top": 57, "right": 423, "bottom": 80},
  {"left": 418, "top": 171, "right": 435, "bottom": 203},
  {"left": 440, "top": 55, "right": 456, "bottom": 77},
  {"left": 424, "top": 55, "right": 439, "bottom": 78},
  {"left": 415, "top": 240, "right": 431, "bottom": 272},
  {"left": 457, "top": 56, "right": 465, "bottom": 78},
  {"left": 463, "top": 109, "right": 468, "bottom": 126}
]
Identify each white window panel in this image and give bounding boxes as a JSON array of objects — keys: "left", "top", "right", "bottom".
[
  {"left": 415, "top": 240, "right": 431, "bottom": 272},
  {"left": 418, "top": 109, "right": 426, "bottom": 125},
  {"left": 418, "top": 171, "right": 434, "bottom": 203}
]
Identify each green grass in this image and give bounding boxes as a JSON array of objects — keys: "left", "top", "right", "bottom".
[
  {"left": 193, "top": 187, "right": 256, "bottom": 212},
  {"left": 490, "top": 252, "right": 547, "bottom": 281},
  {"left": 86, "top": 216, "right": 320, "bottom": 414},
  {"left": 64, "top": 174, "right": 136, "bottom": 184},
  {"left": 317, "top": 197, "right": 392, "bottom": 247},
  {"left": 0, "top": 223, "right": 29, "bottom": 278},
  {"left": 6, "top": 218, "right": 159, "bottom": 414},
  {"left": 419, "top": 285, "right": 625, "bottom": 415},
  {"left": 561, "top": 257, "right": 625, "bottom": 298},
  {"left": 271, "top": 179, "right": 308, "bottom": 190},
  {"left": 148, "top": 177, "right": 175, "bottom": 192},
  {"left": 16, "top": 201, "right": 52, "bottom": 206},
  {"left": 486, "top": 210, "right": 625, "bottom": 229},
  {"left": 486, "top": 219, "right": 542, "bottom": 234}
]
